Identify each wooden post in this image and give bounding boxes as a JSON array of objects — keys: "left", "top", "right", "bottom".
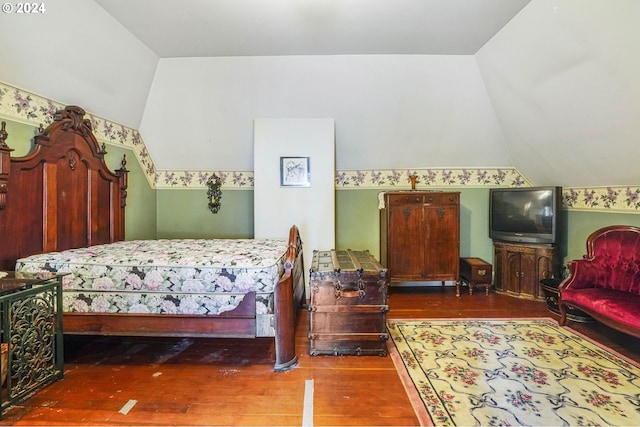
[{"left": 0, "top": 122, "right": 14, "bottom": 210}]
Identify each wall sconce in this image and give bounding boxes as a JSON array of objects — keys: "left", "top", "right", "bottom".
[{"left": 207, "top": 173, "right": 222, "bottom": 214}]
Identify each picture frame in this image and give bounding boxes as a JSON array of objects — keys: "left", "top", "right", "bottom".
[{"left": 280, "top": 156, "right": 310, "bottom": 187}]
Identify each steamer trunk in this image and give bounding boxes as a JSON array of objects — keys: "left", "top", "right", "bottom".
[{"left": 309, "top": 249, "right": 389, "bottom": 356}]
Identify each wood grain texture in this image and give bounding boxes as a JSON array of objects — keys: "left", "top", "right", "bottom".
[
  {"left": 380, "top": 191, "right": 460, "bottom": 284},
  {"left": 0, "top": 107, "right": 127, "bottom": 272},
  {"left": 3, "top": 286, "right": 638, "bottom": 426}
]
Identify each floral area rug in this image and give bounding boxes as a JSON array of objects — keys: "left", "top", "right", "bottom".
[{"left": 387, "top": 319, "right": 640, "bottom": 426}]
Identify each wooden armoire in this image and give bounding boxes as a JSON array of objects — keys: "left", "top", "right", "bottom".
[{"left": 379, "top": 191, "right": 460, "bottom": 285}]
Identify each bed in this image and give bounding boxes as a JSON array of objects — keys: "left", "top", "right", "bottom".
[{"left": 0, "top": 106, "right": 305, "bottom": 372}]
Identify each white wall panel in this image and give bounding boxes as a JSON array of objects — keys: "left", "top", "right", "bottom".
[{"left": 254, "top": 118, "right": 335, "bottom": 289}]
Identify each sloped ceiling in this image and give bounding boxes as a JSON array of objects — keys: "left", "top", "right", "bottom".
[
  {"left": 0, "top": 0, "right": 158, "bottom": 128},
  {"left": 1, "top": 0, "right": 638, "bottom": 188},
  {"left": 140, "top": 54, "right": 512, "bottom": 171},
  {"left": 477, "top": 0, "right": 640, "bottom": 187}
]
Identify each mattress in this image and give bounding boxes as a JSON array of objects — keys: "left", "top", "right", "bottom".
[{"left": 15, "top": 238, "right": 289, "bottom": 325}]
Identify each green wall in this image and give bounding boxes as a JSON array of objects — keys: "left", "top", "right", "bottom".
[
  {"left": 105, "top": 145, "right": 157, "bottom": 240},
  {"left": 335, "top": 190, "right": 640, "bottom": 272},
  {"left": 335, "top": 188, "right": 494, "bottom": 262},
  {"left": 155, "top": 187, "right": 495, "bottom": 262},
  {"left": 565, "top": 210, "right": 640, "bottom": 261},
  {"left": 154, "top": 187, "right": 640, "bottom": 277},
  {"left": 3, "top": 120, "right": 37, "bottom": 156},
  {"left": 156, "top": 189, "right": 254, "bottom": 239}
]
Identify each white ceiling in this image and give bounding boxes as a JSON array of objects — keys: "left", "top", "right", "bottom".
[{"left": 95, "top": 0, "right": 530, "bottom": 57}]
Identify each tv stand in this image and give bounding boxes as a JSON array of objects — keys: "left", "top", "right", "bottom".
[{"left": 493, "top": 241, "right": 561, "bottom": 300}]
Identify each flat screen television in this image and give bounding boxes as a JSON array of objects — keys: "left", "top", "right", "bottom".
[{"left": 489, "top": 186, "right": 563, "bottom": 245}]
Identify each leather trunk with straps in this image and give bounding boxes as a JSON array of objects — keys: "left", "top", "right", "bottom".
[{"left": 308, "top": 249, "right": 389, "bottom": 356}]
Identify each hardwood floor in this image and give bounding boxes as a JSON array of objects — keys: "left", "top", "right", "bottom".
[{"left": 2, "top": 285, "right": 639, "bottom": 426}]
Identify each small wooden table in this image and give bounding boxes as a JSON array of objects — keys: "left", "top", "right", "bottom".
[{"left": 459, "top": 258, "right": 492, "bottom": 296}]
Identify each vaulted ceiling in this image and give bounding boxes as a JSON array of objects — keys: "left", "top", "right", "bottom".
[{"left": 0, "top": 0, "right": 638, "bottom": 187}]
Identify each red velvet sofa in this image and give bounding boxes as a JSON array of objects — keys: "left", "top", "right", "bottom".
[{"left": 559, "top": 225, "right": 640, "bottom": 339}]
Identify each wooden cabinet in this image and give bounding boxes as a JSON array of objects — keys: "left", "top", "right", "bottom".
[
  {"left": 493, "top": 242, "right": 560, "bottom": 299},
  {"left": 380, "top": 191, "right": 460, "bottom": 285}
]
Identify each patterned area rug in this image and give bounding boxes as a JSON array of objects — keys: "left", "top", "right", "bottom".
[{"left": 387, "top": 319, "right": 640, "bottom": 426}]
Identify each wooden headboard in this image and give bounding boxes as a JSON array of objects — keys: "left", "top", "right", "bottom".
[{"left": 0, "top": 106, "right": 128, "bottom": 271}]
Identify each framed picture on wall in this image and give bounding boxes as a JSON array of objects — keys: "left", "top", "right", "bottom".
[{"left": 280, "top": 156, "right": 310, "bottom": 187}]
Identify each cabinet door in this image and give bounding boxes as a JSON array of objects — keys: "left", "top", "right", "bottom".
[
  {"left": 518, "top": 249, "right": 538, "bottom": 297},
  {"left": 423, "top": 203, "right": 459, "bottom": 280},
  {"left": 387, "top": 202, "right": 425, "bottom": 281},
  {"left": 534, "top": 247, "right": 555, "bottom": 299},
  {"left": 494, "top": 245, "right": 506, "bottom": 292},
  {"left": 505, "top": 250, "right": 522, "bottom": 294},
  {"left": 494, "top": 242, "right": 555, "bottom": 299}
]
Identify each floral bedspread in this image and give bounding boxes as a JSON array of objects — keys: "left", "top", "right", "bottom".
[{"left": 15, "top": 238, "right": 289, "bottom": 321}]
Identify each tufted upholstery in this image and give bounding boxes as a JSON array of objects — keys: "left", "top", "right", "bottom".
[{"left": 559, "top": 225, "right": 640, "bottom": 338}]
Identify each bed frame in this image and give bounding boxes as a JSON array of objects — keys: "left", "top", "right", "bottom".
[{"left": 0, "top": 106, "right": 303, "bottom": 371}]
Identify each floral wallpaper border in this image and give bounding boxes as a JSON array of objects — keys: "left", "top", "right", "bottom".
[
  {"left": 562, "top": 186, "right": 640, "bottom": 213},
  {"left": 337, "top": 168, "right": 531, "bottom": 188},
  {"left": 1, "top": 82, "right": 639, "bottom": 213},
  {"left": 0, "top": 82, "right": 159, "bottom": 186}
]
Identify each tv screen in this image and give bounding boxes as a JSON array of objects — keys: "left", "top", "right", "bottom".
[{"left": 489, "top": 187, "right": 562, "bottom": 245}]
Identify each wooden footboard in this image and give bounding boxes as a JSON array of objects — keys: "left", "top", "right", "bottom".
[{"left": 273, "top": 225, "right": 305, "bottom": 371}]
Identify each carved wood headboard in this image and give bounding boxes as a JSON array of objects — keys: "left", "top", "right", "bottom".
[{"left": 0, "top": 106, "right": 128, "bottom": 271}]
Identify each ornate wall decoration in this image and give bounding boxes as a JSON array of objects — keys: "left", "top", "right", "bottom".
[{"left": 206, "top": 173, "right": 222, "bottom": 214}]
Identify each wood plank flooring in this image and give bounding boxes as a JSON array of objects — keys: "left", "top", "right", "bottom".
[{"left": 2, "top": 285, "right": 639, "bottom": 426}]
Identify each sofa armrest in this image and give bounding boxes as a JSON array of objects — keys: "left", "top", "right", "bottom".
[{"left": 559, "top": 258, "right": 603, "bottom": 291}]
